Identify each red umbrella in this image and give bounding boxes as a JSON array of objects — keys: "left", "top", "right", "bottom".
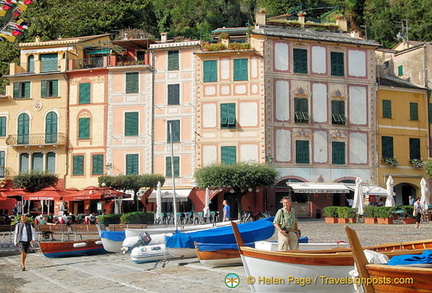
[
  {"left": 0, "top": 188, "right": 27, "bottom": 198},
  {"left": 63, "top": 186, "right": 125, "bottom": 201},
  {"left": 23, "top": 186, "right": 75, "bottom": 201}
]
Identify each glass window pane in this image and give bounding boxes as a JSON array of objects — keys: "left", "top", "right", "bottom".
[{"left": 46, "top": 152, "right": 55, "bottom": 173}]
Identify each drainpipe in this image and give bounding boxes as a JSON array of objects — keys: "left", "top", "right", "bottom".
[
  {"left": 424, "top": 44, "right": 431, "bottom": 157},
  {"left": 150, "top": 50, "right": 155, "bottom": 174}
]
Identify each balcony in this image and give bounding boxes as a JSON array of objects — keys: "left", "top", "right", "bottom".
[
  {"left": 6, "top": 133, "right": 67, "bottom": 147},
  {"left": 68, "top": 54, "right": 150, "bottom": 70}
]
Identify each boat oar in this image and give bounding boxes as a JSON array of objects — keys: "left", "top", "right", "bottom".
[{"left": 345, "top": 226, "right": 375, "bottom": 293}]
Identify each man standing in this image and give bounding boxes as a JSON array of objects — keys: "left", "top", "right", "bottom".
[
  {"left": 14, "top": 215, "right": 35, "bottom": 271},
  {"left": 414, "top": 197, "right": 422, "bottom": 229},
  {"left": 222, "top": 200, "right": 230, "bottom": 221},
  {"left": 273, "top": 196, "right": 299, "bottom": 250}
]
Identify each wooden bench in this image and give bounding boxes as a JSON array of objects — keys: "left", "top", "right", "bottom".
[
  {"left": 106, "top": 224, "right": 147, "bottom": 231},
  {"left": 35, "top": 224, "right": 71, "bottom": 241},
  {"left": 70, "top": 224, "right": 100, "bottom": 240}
]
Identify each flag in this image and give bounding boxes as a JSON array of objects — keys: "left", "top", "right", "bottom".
[
  {"left": 0, "top": 31, "right": 17, "bottom": 42},
  {"left": 13, "top": 7, "right": 21, "bottom": 18}
]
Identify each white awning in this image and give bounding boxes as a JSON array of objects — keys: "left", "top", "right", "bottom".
[
  {"left": 345, "top": 184, "right": 390, "bottom": 196},
  {"left": 287, "top": 183, "right": 350, "bottom": 193},
  {"left": 21, "top": 46, "right": 73, "bottom": 54},
  {"left": 148, "top": 189, "right": 191, "bottom": 202}
]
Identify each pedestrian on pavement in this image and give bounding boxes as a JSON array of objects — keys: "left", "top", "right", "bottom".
[
  {"left": 13, "top": 215, "right": 35, "bottom": 271},
  {"left": 222, "top": 200, "right": 230, "bottom": 221},
  {"left": 414, "top": 197, "right": 422, "bottom": 228},
  {"left": 273, "top": 196, "right": 299, "bottom": 250},
  {"left": 409, "top": 195, "right": 415, "bottom": 205}
]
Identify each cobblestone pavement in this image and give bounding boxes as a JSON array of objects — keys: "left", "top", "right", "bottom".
[{"left": 0, "top": 219, "right": 430, "bottom": 293}]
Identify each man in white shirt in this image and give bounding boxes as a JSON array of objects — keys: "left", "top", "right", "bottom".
[{"left": 14, "top": 215, "right": 35, "bottom": 271}]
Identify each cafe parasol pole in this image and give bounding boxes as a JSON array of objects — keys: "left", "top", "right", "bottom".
[{"left": 169, "top": 122, "right": 178, "bottom": 230}]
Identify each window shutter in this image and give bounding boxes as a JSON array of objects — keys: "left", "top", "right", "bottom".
[
  {"left": 126, "top": 72, "right": 139, "bottom": 93},
  {"left": 46, "top": 152, "right": 55, "bottom": 173},
  {"left": 28, "top": 55, "right": 34, "bottom": 73},
  {"left": 0, "top": 117, "right": 6, "bottom": 137},
  {"left": 410, "top": 102, "right": 418, "bottom": 120},
  {"left": 73, "top": 155, "right": 84, "bottom": 175},
  {"left": 79, "top": 83, "right": 91, "bottom": 104},
  {"left": 409, "top": 138, "right": 420, "bottom": 159},
  {"left": 32, "top": 153, "right": 43, "bottom": 172},
  {"left": 234, "top": 59, "right": 248, "bottom": 81},
  {"left": 125, "top": 112, "right": 139, "bottom": 136},
  {"left": 296, "top": 140, "right": 310, "bottom": 164},
  {"left": 41, "top": 53, "right": 58, "bottom": 72},
  {"left": 92, "top": 154, "right": 104, "bottom": 175},
  {"left": 382, "top": 100, "right": 392, "bottom": 118},
  {"left": 19, "top": 153, "right": 29, "bottom": 173},
  {"left": 126, "top": 154, "right": 139, "bottom": 175},
  {"left": 293, "top": 49, "right": 308, "bottom": 73},
  {"left": 382, "top": 136, "right": 394, "bottom": 158},
  {"left": 78, "top": 117, "right": 90, "bottom": 139},
  {"left": 51, "top": 80, "right": 58, "bottom": 97},
  {"left": 221, "top": 146, "right": 236, "bottom": 164},
  {"left": 41, "top": 80, "right": 47, "bottom": 98},
  {"left": 398, "top": 65, "right": 403, "bottom": 76},
  {"left": 332, "top": 141, "right": 345, "bottom": 164},
  {"left": 331, "top": 52, "right": 344, "bottom": 76},
  {"left": 13, "top": 83, "right": 19, "bottom": 99},
  {"left": 24, "top": 82, "right": 30, "bottom": 99},
  {"left": 45, "top": 112, "right": 58, "bottom": 143},
  {"left": 17, "top": 113, "right": 29, "bottom": 144},
  {"left": 0, "top": 151, "right": 5, "bottom": 177},
  {"left": 168, "top": 84, "right": 180, "bottom": 105},
  {"left": 167, "top": 120, "right": 180, "bottom": 142},
  {"left": 203, "top": 60, "right": 217, "bottom": 82},
  {"left": 168, "top": 51, "right": 179, "bottom": 70}
]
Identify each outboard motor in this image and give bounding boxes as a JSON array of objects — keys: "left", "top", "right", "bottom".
[
  {"left": 138, "top": 232, "right": 152, "bottom": 246},
  {"left": 121, "top": 232, "right": 152, "bottom": 254}
]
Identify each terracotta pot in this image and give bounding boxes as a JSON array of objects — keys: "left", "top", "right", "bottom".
[
  {"left": 348, "top": 218, "right": 356, "bottom": 224},
  {"left": 337, "top": 218, "right": 349, "bottom": 224},
  {"left": 364, "top": 217, "right": 377, "bottom": 224},
  {"left": 324, "top": 217, "right": 337, "bottom": 224}
]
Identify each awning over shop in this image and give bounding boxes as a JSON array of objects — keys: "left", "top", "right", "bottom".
[
  {"left": 287, "top": 183, "right": 350, "bottom": 193},
  {"left": 345, "top": 184, "right": 389, "bottom": 196},
  {"left": 148, "top": 189, "right": 191, "bottom": 202}
]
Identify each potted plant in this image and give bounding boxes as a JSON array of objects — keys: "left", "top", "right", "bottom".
[
  {"left": 410, "top": 158, "right": 425, "bottom": 168},
  {"left": 323, "top": 206, "right": 338, "bottom": 223},
  {"left": 376, "top": 206, "right": 396, "bottom": 224},
  {"left": 401, "top": 205, "right": 416, "bottom": 224},
  {"left": 347, "top": 207, "right": 357, "bottom": 223},
  {"left": 382, "top": 157, "right": 399, "bottom": 167},
  {"left": 363, "top": 206, "right": 377, "bottom": 224},
  {"left": 336, "top": 206, "right": 356, "bottom": 224}
]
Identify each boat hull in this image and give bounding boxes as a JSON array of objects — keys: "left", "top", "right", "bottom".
[
  {"left": 130, "top": 244, "right": 174, "bottom": 264},
  {"left": 39, "top": 240, "right": 107, "bottom": 258},
  {"left": 196, "top": 249, "right": 243, "bottom": 266},
  {"left": 240, "top": 247, "right": 355, "bottom": 292}
]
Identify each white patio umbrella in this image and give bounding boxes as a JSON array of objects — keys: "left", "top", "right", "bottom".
[
  {"left": 352, "top": 177, "right": 365, "bottom": 215},
  {"left": 385, "top": 175, "right": 395, "bottom": 207},
  {"left": 203, "top": 187, "right": 210, "bottom": 220},
  {"left": 420, "top": 177, "right": 430, "bottom": 212},
  {"left": 155, "top": 181, "right": 162, "bottom": 220}
]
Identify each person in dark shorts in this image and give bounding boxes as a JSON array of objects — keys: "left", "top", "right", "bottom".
[{"left": 14, "top": 215, "right": 35, "bottom": 271}]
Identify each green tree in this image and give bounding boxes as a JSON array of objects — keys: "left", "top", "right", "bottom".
[
  {"left": 424, "top": 158, "right": 432, "bottom": 178},
  {"left": 13, "top": 171, "right": 59, "bottom": 192},
  {"left": 98, "top": 174, "right": 165, "bottom": 211},
  {"left": 194, "top": 162, "right": 278, "bottom": 219}
]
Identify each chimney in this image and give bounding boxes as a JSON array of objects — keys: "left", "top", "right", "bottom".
[
  {"left": 336, "top": 18, "right": 348, "bottom": 32},
  {"left": 161, "top": 32, "right": 168, "bottom": 43},
  {"left": 35, "top": 36, "right": 41, "bottom": 43},
  {"left": 350, "top": 31, "right": 361, "bottom": 38},
  {"left": 255, "top": 10, "right": 266, "bottom": 27}
]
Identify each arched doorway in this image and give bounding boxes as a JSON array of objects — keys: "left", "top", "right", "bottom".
[{"left": 394, "top": 183, "right": 417, "bottom": 205}]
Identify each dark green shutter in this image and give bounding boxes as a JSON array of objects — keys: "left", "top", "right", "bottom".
[
  {"left": 332, "top": 141, "right": 345, "bottom": 164},
  {"left": 28, "top": 55, "right": 34, "bottom": 73},
  {"left": 13, "top": 83, "right": 19, "bottom": 99},
  {"left": 293, "top": 49, "right": 308, "bottom": 74},
  {"left": 382, "top": 136, "right": 394, "bottom": 158},
  {"left": 78, "top": 117, "right": 90, "bottom": 139},
  {"left": 233, "top": 59, "right": 248, "bottom": 81},
  {"left": 168, "top": 84, "right": 180, "bottom": 105},
  {"left": 45, "top": 111, "right": 58, "bottom": 143},
  {"left": 0, "top": 151, "right": 5, "bottom": 177},
  {"left": 220, "top": 103, "right": 236, "bottom": 128},
  {"left": 410, "top": 102, "right": 418, "bottom": 120},
  {"left": 41, "top": 53, "right": 58, "bottom": 72},
  {"left": 24, "top": 82, "right": 30, "bottom": 99},
  {"left": 41, "top": 80, "right": 47, "bottom": 98},
  {"left": 126, "top": 72, "right": 139, "bottom": 93},
  {"left": 221, "top": 146, "right": 237, "bottom": 165},
  {"left": 203, "top": 60, "right": 217, "bottom": 82},
  {"left": 330, "top": 52, "right": 344, "bottom": 76},
  {"left": 46, "top": 152, "right": 55, "bottom": 173},
  {"left": 125, "top": 112, "right": 139, "bottom": 136},
  {"left": 0, "top": 117, "right": 6, "bottom": 137},
  {"left": 17, "top": 113, "right": 29, "bottom": 144},
  {"left": 79, "top": 83, "right": 91, "bottom": 104},
  {"left": 73, "top": 155, "right": 84, "bottom": 175},
  {"left": 126, "top": 154, "right": 139, "bottom": 175},
  {"left": 167, "top": 120, "right": 180, "bottom": 142},
  {"left": 92, "top": 154, "right": 104, "bottom": 175},
  {"left": 294, "top": 98, "right": 309, "bottom": 123},
  {"left": 382, "top": 100, "right": 392, "bottom": 118},
  {"left": 409, "top": 138, "right": 421, "bottom": 160},
  {"left": 165, "top": 156, "right": 180, "bottom": 177},
  {"left": 168, "top": 51, "right": 179, "bottom": 70},
  {"left": 398, "top": 65, "right": 403, "bottom": 76},
  {"left": 51, "top": 80, "right": 58, "bottom": 97},
  {"left": 296, "top": 140, "right": 310, "bottom": 164}
]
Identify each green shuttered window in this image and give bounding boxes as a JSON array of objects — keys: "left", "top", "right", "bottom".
[
  {"left": 332, "top": 100, "right": 346, "bottom": 125},
  {"left": 294, "top": 98, "right": 309, "bottom": 123},
  {"left": 330, "top": 52, "right": 344, "bottom": 76},
  {"left": 126, "top": 72, "right": 139, "bottom": 93},
  {"left": 17, "top": 113, "right": 29, "bottom": 144},
  {"left": 409, "top": 138, "right": 420, "bottom": 160},
  {"left": 203, "top": 60, "right": 217, "bottom": 82},
  {"left": 73, "top": 155, "right": 84, "bottom": 175},
  {"left": 0, "top": 117, "right": 6, "bottom": 137},
  {"left": 13, "top": 82, "right": 30, "bottom": 99},
  {"left": 168, "top": 84, "right": 180, "bottom": 105},
  {"left": 168, "top": 51, "right": 179, "bottom": 70},
  {"left": 221, "top": 146, "right": 236, "bottom": 165},
  {"left": 0, "top": 151, "right": 5, "bottom": 178},
  {"left": 40, "top": 53, "right": 58, "bottom": 72},
  {"left": 166, "top": 156, "right": 180, "bottom": 177},
  {"left": 41, "top": 80, "right": 58, "bottom": 98},
  {"left": 46, "top": 152, "right": 55, "bottom": 173},
  {"left": 382, "top": 100, "right": 392, "bottom": 118},
  {"left": 233, "top": 59, "right": 248, "bottom": 81},
  {"left": 220, "top": 103, "right": 236, "bottom": 128},
  {"left": 126, "top": 154, "right": 139, "bottom": 175},
  {"left": 32, "top": 153, "right": 43, "bottom": 172},
  {"left": 78, "top": 117, "right": 90, "bottom": 139},
  {"left": 92, "top": 154, "right": 104, "bottom": 175},
  {"left": 293, "top": 48, "right": 308, "bottom": 74},
  {"left": 125, "top": 112, "right": 139, "bottom": 136},
  {"left": 296, "top": 140, "right": 309, "bottom": 164},
  {"left": 45, "top": 111, "right": 58, "bottom": 143},
  {"left": 332, "top": 141, "right": 345, "bottom": 165},
  {"left": 19, "top": 153, "right": 29, "bottom": 173},
  {"left": 167, "top": 120, "right": 180, "bottom": 142},
  {"left": 382, "top": 136, "right": 394, "bottom": 158},
  {"left": 410, "top": 102, "right": 418, "bottom": 120},
  {"left": 79, "top": 83, "right": 91, "bottom": 104}
]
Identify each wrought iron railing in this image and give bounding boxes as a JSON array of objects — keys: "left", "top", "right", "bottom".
[{"left": 6, "top": 133, "right": 67, "bottom": 146}]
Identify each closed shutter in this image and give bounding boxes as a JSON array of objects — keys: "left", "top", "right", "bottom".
[
  {"left": 0, "top": 151, "right": 5, "bottom": 177},
  {"left": 0, "top": 117, "right": 6, "bottom": 137},
  {"left": 17, "top": 113, "right": 29, "bottom": 144},
  {"left": 41, "top": 53, "right": 58, "bottom": 72},
  {"left": 330, "top": 52, "right": 344, "bottom": 76},
  {"left": 24, "top": 82, "right": 30, "bottom": 99},
  {"left": 126, "top": 72, "right": 139, "bottom": 93},
  {"left": 220, "top": 103, "right": 236, "bottom": 128},
  {"left": 79, "top": 83, "right": 91, "bottom": 104},
  {"left": 168, "top": 51, "right": 179, "bottom": 70},
  {"left": 124, "top": 112, "right": 139, "bottom": 136},
  {"left": 203, "top": 60, "right": 217, "bottom": 82},
  {"left": 293, "top": 49, "right": 308, "bottom": 73},
  {"left": 73, "top": 155, "right": 84, "bottom": 175},
  {"left": 296, "top": 140, "right": 310, "bottom": 164},
  {"left": 92, "top": 154, "right": 104, "bottom": 175},
  {"left": 233, "top": 59, "right": 248, "bottom": 81},
  {"left": 126, "top": 154, "right": 139, "bottom": 175},
  {"left": 168, "top": 84, "right": 180, "bottom": 105},
  {"left": 382, "top": 100, "right": 392, "bottom": 118},
  {"left": 41, "top": 80, "right": 47, "bottom": 98},
  {"left": 51, "top": 80, "right": 58, "bottom": 97},
  {"left": 28, "top": 55, "right": 34, "bottom": 73},
  {"left": 381, "top": 136, "right": 394, "bottom": 158},
  {"left": 409, "top": 138, "right": 420, "bottom": 159},
  {"left": 332, "top": 141, "right": 345, "bottom": 165},
  {"left": 45, "top": 111, "right": 58, "bottom": 143},
  {"left": 221, "top": 146, "right": 236, "bottom": 164},
  {"left": 410, "top": 102, "right": 418, "bottom": 120},
  {"left": 78, "top": 117, "right": 90, "bottom": 139}
]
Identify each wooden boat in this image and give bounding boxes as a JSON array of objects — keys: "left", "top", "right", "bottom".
[
  {"left": 38, "top": 239, "right": 107, "bottom": 258},
  {"left": 231, "top": 222, "right": 429, "bottom": 293},
  {"left": 166, "top": 217, "right": 275, "bottom": 259},
  {"left": 345, "top": 226, "right": 432, "bottom": 293}
]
